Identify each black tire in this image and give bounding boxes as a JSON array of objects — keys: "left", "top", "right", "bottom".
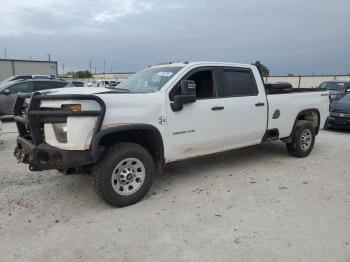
[
  {"left": 93, "top": 142, "right": 155, "bottom": 207},
  {"left": 286, "top": 120, "right": 315, "bottom": 158},
  {"left": 324, "top": 120, "right": 332, "bottom": 130}
]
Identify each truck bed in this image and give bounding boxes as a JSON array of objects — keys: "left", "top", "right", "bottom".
[{"left": 267, "top": 91, "right": 329, "bottom": 138}]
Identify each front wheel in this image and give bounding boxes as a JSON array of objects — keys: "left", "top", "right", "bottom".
[
  {"left": 93, "top": 143, "right": 155, "bottom": 207},
  {"left": 286, "top": 120, "right": 315, "bottom": 158}
]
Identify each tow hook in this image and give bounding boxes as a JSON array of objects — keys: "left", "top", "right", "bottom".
[{"left": 14, "top": 147, "right": 28, "bottom": 164}]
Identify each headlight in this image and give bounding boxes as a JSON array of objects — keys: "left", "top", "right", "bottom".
[
  {"left": 61, "top": 104, "right": 81, "bottom": 111},
  {"left": 52, "top": 123, "right": 67, "bottom": 143}
]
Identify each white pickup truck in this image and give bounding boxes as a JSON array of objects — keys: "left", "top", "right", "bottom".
[{"left": 13, "top": 62, "right": 329, "bottom": 207}]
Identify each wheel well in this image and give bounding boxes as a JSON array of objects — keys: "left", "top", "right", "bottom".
[
  {"left": 295, "top": 109, "right": 320, "bottom": 134},
  {"left": 98, "top": 127, "right": 164, "bottom": 172}
]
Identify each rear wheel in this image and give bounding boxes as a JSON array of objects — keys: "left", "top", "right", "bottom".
[
  {"left": 93, "top": 143, "right": 154, "bottom": 207},
  {"left": 286, "top": 120, "right": 315, "bottom": 158}
]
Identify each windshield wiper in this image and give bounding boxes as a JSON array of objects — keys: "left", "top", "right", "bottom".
[
  {"left": 114, "top": 87, "right": 132, "bottom": 93},
  {"left": 97, "top": 87, "right": 132, "bottom": 94},
  {"left": 105, "top": 87, "right": 132, "bottom": 93}
]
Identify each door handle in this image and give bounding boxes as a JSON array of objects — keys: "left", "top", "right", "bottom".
[
  {"left": 255, "top": 102, "right": 265, "bottom": 107},
  {"left": 211, "top": 106, "right": 224, "bottom": 111}
]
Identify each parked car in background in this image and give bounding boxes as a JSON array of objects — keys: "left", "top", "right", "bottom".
[
  {"left": 109, "top": 80, "right": 118, "bottom": 87},
  {"left": 0, "top": 79, "right": 69, "bottom": 117},
  {"left": 66, "top": 80, "right": 86, "bottom": 87},
  {"left": 325, "top": 92, "right": 350, "bottom": 129},
  {"left": 97, "top": 80, "right": 110, "bottom": 87},
  {"left": 318, "top": 81, "right": 346, "bottom": 100},
  {"left": 96, "top": 80, "right": 118, "bottom": 88},
  {"left": 0, "top": 75, "right": 53, "bottom": 85},
  {"left": 337, "top": 81, "right": 350, "bottom": 97}
]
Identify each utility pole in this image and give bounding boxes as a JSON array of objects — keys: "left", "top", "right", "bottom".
[
  {"left": 94, "top": 66, "right": 97, "bottom": 74},
  {"left": 103, "top": 60, "right": 106, "bottom": 80},
  {"left": 48, "top": 53, "right": 51, "bottom": 61},
  {"left": 62, "top": 63, "right": 65, "bottom": 75},
  {"left": 89, "top": 59, "right": 92, "bottom": 73},
  {"left": 4, "top": 48, "right": 7, "bottom": 59}
]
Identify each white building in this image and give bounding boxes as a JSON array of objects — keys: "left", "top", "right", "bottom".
[{"left": 0, "top": 59, "right": 58, "bottom": 81}]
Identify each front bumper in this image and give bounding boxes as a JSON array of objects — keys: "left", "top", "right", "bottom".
[
  {"left": 326, "top": 114, "right": 350, "bottom": 128},
  {"left": 13, "top": 92, "right": 106, "bottom": 171},
  {"left": 14, "top": 137, "right": 94, "bottom": 171}
]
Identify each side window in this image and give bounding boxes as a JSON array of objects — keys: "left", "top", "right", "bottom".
[
  {"left": 34, "top": 81, "right": 57, "bottom": 91},
  {"left": 55, "top": 81, "right": 68, "bottom": 88},
  {"left": 223, "top": 70, "right": 258, "bottom": 97},
  {"left": 169, "top": 69, "right": 215, "bottom": 100},
  {"left": 9, "top": 82, "right": 34, "bottom": 93},
  {"left": 189, "top": 70, "right": 215, "bottom": 99}
]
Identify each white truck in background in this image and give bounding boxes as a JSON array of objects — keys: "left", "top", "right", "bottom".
[{"left": 13, "top": 62, "right": 329, "bottom": 207}]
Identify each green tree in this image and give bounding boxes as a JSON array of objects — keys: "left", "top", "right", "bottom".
[
  {"left": 252, "top": 61, "right": 270, "bottom": 77},
  {"left": 288, "top": 73, "right": 295, "bottom": 77},
  {"left": 73, "top": 70, "right": 92, "bottom": 78}
]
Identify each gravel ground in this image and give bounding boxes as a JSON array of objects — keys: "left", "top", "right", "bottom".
[{"left": 0, "top": 121, "right": 349, "bottom": 262}]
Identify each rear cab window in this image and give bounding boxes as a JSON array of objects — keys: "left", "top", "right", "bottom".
[{"left": 222, "top": 68, "right": 258, "bottom": 97}]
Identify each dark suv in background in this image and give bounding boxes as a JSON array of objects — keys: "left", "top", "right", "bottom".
[
  {"left": 0, "top": 75, "right": 53, "bottom": 85},
  {"left": 319, "top": 81, "right": 347, "bottom": 100},
  {"left": 0, "top": 79, "right": 69, "bottom": 118},
  {"left": 326, "top": 92, "right": 350, "bottom": 129}
]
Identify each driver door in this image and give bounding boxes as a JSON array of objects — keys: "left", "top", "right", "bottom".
[{"left": 165, "top": 67, "right": 226, "bottom": 162}]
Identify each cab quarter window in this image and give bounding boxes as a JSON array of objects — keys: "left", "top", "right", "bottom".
[{"left": 223, "top": 70, "right": 258, "bottom": 97}]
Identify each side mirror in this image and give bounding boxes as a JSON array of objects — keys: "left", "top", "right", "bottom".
[
  {"left": 1, "top": 89, "right": 10, "bottom": 95},
  {"left": 171, "top": 80, "right": 197, "bottom": 112}
]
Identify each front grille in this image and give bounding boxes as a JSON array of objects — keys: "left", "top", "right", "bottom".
[
  {"left": 14, "top": 92, "right": 106, "bottom": 147},
  {"left": 330, "top": 112, "right": 350, "bottom": 118}
]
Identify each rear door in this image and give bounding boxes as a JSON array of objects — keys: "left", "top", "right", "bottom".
[{"left": 221, "top": 67, "right": 267, "bottom": 149}]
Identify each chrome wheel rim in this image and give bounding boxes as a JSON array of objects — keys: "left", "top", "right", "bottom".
[
  {"left": 300, "top": 129, "right": 312, "bottom": 151},
  {"left": 111, "top": 158, "right": 145, "bottom": 196}
]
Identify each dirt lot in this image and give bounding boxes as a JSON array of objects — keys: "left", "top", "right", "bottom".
[{"left": 0, "top": 121, "right": 349, "bottom": 262}]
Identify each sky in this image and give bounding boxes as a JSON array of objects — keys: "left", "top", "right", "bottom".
[{"left": 0, "top": 0, "right": 349, "bottom": 75}]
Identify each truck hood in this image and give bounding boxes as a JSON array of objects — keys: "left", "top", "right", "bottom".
[
  {"left": 38, "top": 87, "right": 165, "bottom": 128},
  {"left": 40, "top": 87, "right": 112, "bottom": 95}
]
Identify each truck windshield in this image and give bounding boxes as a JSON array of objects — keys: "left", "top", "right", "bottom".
[{"left": 115, "top": 66, "right": 183, "bottom": 93}]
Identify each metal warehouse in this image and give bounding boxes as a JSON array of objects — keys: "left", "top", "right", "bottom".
[{"left": 0, "top": 59, "right": 58, "bottom": 81}]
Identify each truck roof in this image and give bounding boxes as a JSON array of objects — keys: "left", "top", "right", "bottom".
[{"left": 150, "top": 61, "right": 255, "bottom": 69}]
